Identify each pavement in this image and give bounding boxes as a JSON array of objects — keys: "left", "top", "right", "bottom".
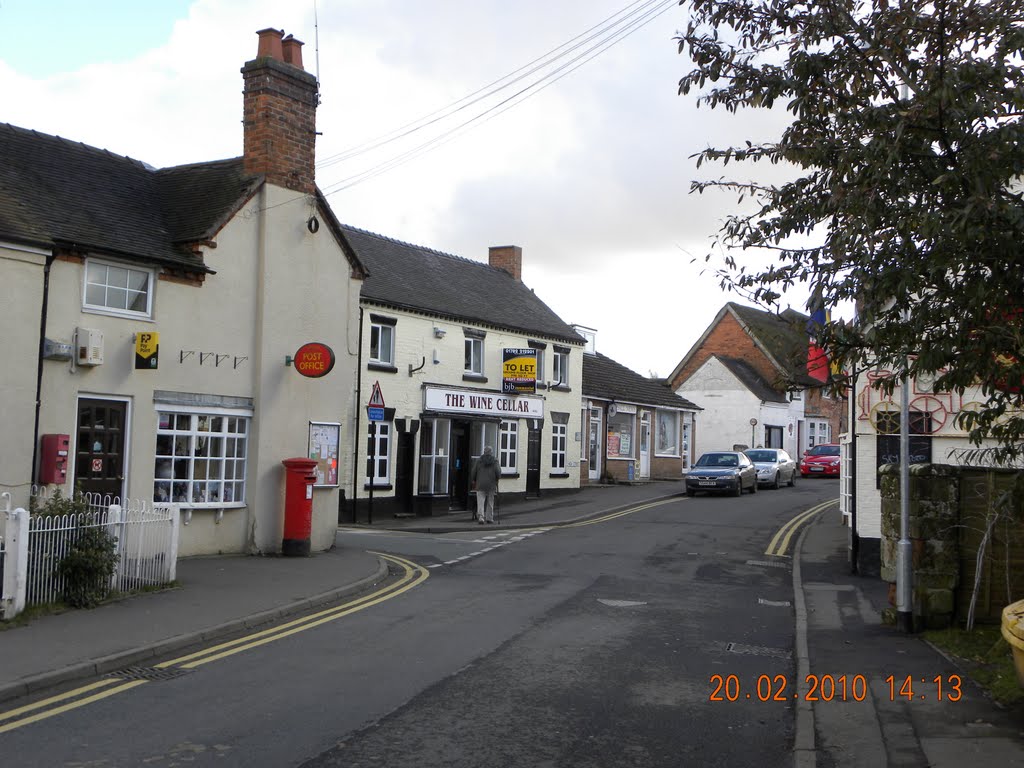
[{"left": 2, "top": 479, "right": 1022, "bottom": 765}]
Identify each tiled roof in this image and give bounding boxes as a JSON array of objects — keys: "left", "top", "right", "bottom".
[
  {"left": 583, "top": 351, "right": 701, "bottom": 410},
  {"left": 727, "top": 302, "right": 817, "bottom": 387},
  {"left": 715, "top": 356, "right": 789, "bottom": 403},
  {"left": 341, "top": 225, "right": 584, "bottom": 344}
]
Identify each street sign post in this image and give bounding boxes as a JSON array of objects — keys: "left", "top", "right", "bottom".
[{"left": 365, "top": 382, "right": 386, "bottom": 524}]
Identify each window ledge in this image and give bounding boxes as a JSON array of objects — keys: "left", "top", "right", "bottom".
[
  {"left": 363, "top": 484, "right": 394, "bottom": 492},
  {"left": 462, "top": 374, "right": 488, "bottom": 383},
  {"left": 368, "top": 362, "right": 399, "bottom": 374},
  {"left": 548, "top": 472, "right": 570, "bottom": 479},
  {"left": 501, "top": 472, "right": 520, "bottom": 479},
  {"left": 550, "top": 384, "right": 572, "bottom": 393}
]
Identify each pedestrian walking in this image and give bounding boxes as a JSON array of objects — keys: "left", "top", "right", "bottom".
[{"left": 471, "top": 445, "right": 501, "bottom": 524}]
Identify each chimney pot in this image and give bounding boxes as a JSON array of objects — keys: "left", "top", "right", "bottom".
[
  {"left": 281, "top": 34, "right": 305, "bottom": 69},
  {"left": 256, "top": 28, "right": 285, "bottom": 61}
]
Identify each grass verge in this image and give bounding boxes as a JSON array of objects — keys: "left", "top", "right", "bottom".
[{"left": 924, "top": 624, "right": 1024, "bottom": 710}]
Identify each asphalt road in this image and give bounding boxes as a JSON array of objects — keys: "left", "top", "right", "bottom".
[{"left": 2, "top": 480, "right": 839, "bottom": 767}]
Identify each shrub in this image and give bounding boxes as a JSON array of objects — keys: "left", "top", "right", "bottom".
[{"left": 57, "top": 525, "right": 119, "bottom": 608}]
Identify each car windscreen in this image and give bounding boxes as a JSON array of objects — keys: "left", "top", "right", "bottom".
[
  {"left": 696, "top": 453, "right": 737, "bottom": 467},
  {"left": 809, "top": 445, "right": 840, "bottom": 456},
  {"left": 745, "top": 450, "right": 776, "bottom": 462}
]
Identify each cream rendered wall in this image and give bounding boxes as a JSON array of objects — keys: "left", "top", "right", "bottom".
[
  {"left": 357, "top": 307, "right": 582, "bottom": 496},
  {"left": 676, "top": 357, "right": 764, "bottom": 456},
  {"left": 247, "top": 185, "right": 361, "bottom": 554},
  {"left": 0, "top": 244, "right": 47, "bottom": 509},
  {"left": 35, "top": 184, "right": 360, "bottom": 556}
]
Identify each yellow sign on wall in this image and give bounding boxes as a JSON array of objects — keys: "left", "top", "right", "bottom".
[
  {"left": 503, "top": 348, "right": 537, "bottom": 394},
  {"left": 135, "top": 331, "right": 159, "bottom": 370}
]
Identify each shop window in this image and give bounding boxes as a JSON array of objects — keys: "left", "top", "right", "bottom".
[
  {"left": 418, "top": 418, "right": 450, "bottom": 494},
  {"left": 154, "top": 410, "right": 249, "bottom": 506},
  {"left": 606, "top": 410, "right": 635, "bottom": 458},
  {"left": 656, "top": 410, "right": 679, "bottom": 456}
]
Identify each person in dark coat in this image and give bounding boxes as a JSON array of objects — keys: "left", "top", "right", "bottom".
[{"left": 471, "top": 445, "right": 501, "bottom": 524}]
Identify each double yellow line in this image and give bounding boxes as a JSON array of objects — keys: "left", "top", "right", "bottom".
[
  {"left": 764, "top": 500, "right": 838, "bottom": 557},
  {"left": 563, "top": 497, "right": 680, "bottom": 529},
  {"left": 0, "top": 552, "right": 427, "bottom": 734}
]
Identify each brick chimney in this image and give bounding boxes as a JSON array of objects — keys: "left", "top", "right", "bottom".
[
  {"left": 242, "top": 28, "right": 318, "bottom": 194},
  {"left": 488, "top": 245, "right": 522, "bottom": 281}
]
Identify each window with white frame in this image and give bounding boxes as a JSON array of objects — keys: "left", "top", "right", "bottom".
[
  {"left": 366, "top": 421, "right": 391, "bottom": 486},
  {"left": 418, "top": 418, "right": 450, "bottom": 494},
  {"left": 499, "top": 420, "right": 518, "bottom": 473},
  {"left": 84, "top": 259, "right": 154, "bottom": 318},
  {"left": 656, "top": 410, "right": 679, "bottom": 455},
  {"left": 470, "top": 421, "right": 498, "bottom": 458},
  {"left": 529, "top": 342, "right": 546, "bottom": 387},
  {"left": 553, "top": 346, "right": 569, "bottom": 386},
  {"left": 154, "top": 410, "right": 249, "bottom": 506},
  {"left": 682, "top": 414, "right": 692, "bottom": 469},
  {"left": 369, "top": 317, "right": 395, "bottom": 366},
  {"left": 551, "top": 413, "right": 569, "bottom": 473},
  {"left": 465, "top": 336, "right": 484, "bottom": 376}
]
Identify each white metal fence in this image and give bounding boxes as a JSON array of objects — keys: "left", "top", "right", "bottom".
[{"left": 1, "top": 493, "right": 179, "bottom": 619}]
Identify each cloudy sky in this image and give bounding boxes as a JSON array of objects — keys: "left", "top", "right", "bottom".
[{"left": 0, "top": 0, "right": 814, "bottom": 378}]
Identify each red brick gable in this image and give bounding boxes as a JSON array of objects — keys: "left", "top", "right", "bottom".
[{"left": 670, "top": 311, "right": 780, "bottom": 391}]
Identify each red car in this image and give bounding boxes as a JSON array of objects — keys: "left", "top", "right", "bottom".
[{"left": 799, "top": 443, "right": 841, "bottom": 477}]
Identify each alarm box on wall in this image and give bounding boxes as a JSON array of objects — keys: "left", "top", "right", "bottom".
[{"left": 77, "top": 327, "right": 104, "bottom": 366}]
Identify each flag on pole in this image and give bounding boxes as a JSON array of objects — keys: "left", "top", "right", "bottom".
[{"left": 806, "top": 286, "right": 830, "bottom": 384}]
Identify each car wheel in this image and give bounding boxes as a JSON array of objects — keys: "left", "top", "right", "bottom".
[
  {"left": 788, "top": 472, "right": 796, "bottom": 487},
  {"left": 772, "top": 472, "right": 781, "bottom": 490},
  {"left": 734, "top": 481, "right": 742, "bottom": 497},
  {"left": 686, "top": 489, "right": 696, "bottom": 497},
  {"left": 749, "top": 478, "right": 757, "bottom": 494}
]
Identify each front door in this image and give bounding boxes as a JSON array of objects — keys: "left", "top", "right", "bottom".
[
  {"left": 639, "top": 412, "right": 651, "bottom": 479},
  {"left": 75, "top": 398, "right": 127, "bottom": 501},
  {"left": 526, "top": 424, "right": 541, "bottom": 497},
  {"left": 588, "top": 407, "right": 602, "bottom": 481},
  {"left": 395, "top": 430, "right": 416, "bottom": 514},
  {"left": 449, "top": 421, "right": 470, "bottom": 510}
]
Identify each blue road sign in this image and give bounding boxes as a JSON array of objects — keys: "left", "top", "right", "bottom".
[{"left": 367, "top": 406, "right": 385, "bottom": 422}]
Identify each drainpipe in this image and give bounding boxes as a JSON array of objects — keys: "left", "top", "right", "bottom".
[
  {"left": 849, "top": 367, "right": 859, "bottom": 574},
  {"left": 30, "top": 251, "right": 58, "bottom": 491},
  {"left": 351, "top": 306, "right": 364, "bottom": 523}
]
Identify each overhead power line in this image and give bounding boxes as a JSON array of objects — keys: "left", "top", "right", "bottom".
[{"left": 317, "top": 0, "right": 678, "bottom": 196}]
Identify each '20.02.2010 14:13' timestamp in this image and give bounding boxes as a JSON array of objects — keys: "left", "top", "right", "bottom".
[{"left": 709, "top": 674, "right": 963, "bottom": 702}]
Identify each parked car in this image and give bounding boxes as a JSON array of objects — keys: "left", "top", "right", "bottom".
[
  {"left": 744, "top": 448, "right": 797, "bottom": 489},
  {"left": 799, "top": 443, "right": 841, "bottom": 477},
  {"left": 686, "top": 451, "right": 757, "bottom": 497}
]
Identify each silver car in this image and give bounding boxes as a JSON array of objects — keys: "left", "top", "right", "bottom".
[{"left": 743, "top": 448, "right": 797, "bottom": 489}]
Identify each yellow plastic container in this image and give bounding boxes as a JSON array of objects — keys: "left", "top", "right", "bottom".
[{"left": 1001, "top": 600, "right": 1024, "bottom": 688}]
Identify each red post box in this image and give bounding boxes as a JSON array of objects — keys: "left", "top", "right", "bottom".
[
  {"left": 39, "top": 433, "right": 70, "bottom": 485},
  {"left": 281, "top": 457, "right": 318, "bottom": 556}
]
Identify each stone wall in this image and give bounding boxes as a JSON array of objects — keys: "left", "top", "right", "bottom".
[{"left": 880, "top": 463, "right": 1024, "bottom": 628}]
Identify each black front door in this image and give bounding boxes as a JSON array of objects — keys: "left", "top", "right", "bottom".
[
  {"left": 395, "top": 430, "right": 416, "bottom": 513},
  {"left": 75, "top": 398, "right": 127, "bottom": 500},
  {"left": 526, "top": 425, "right": 541, "bottom": 497},
  {"left": 449, "top": 422, "right": 470, "bottom": 510}
]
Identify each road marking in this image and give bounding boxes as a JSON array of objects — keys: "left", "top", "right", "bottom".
[
  {"left": 765, "top": 500, "right": 838, "bottom": 557},
  {"left": 759, "top": 598, "right": 792, "bottom": 607},
  {"left": 562, "top": 497, "right": 680, "bottom": 528},
  {"left": 0, "top": 554, "right": 428, "bottom": 733}
]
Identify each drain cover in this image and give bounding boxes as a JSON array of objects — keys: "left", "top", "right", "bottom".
[
  {"left": 108, "top": 665, "right": 193, "bottom": 682},
  {"left": 725, "top": 642, "right": 791, "bottom": 659}
]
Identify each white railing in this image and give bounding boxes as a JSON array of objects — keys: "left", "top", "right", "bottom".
[{"left": 1, "top": 495, "right": 179, "bottom": 618}]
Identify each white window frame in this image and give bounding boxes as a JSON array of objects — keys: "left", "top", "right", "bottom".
[
  {"left": 465, "top": 337, "right": 484, "bottom": 376},
  {"left": 499, "top": 420, "right": 518, "bottom": 473},
  {"left": 470, "top": 421, "right": 498, "bottom": 458},
  {"left": 369, "top": 322, "right": 395, "bottom": 366},
  {"left": 551, "top": 422, "right": 567, "bottom": 471},
  {"left": 366, "top": 421, "right": 391, "bottom": 486},
  {"left": 154, "top": 406, "right": 251, "bottom": 508},
  {"left": 534, "top": 348, "right": 546, "bottom": 384},
  {"left": 418, "top": 418, "right": 451, "bottom": 495},
  {"left": 553, "top": 349, "right": 569, "bottom": 385},
  {"left": 655, "top": 410, "right": 680, "bottom": 456},
  {"left": 83, "top": 258, "right": 155, "bottom": 319}
]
